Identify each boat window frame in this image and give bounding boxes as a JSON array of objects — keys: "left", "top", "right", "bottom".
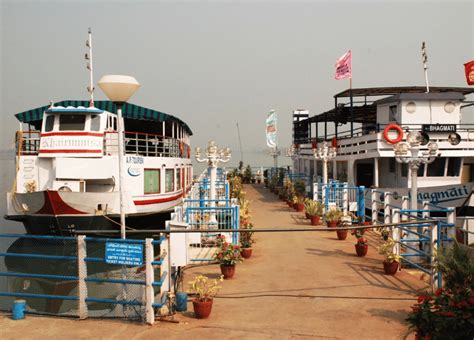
[
  {"left": 144, "top": 168, "right": 161, "bottom": 194},
  {"left": 447, "top": 157, "right": 462, "bottom": 177},
  {"left": 90, "top": 114, "right": 101, "bottom": 132},
  {"left": 165, "top": 168, "right": 174, "bottom": 192},
  {"left": 58, "top": 113, "right": 86, "bottom": 131},
  {"left": 427, "top": 157, "right": 446, "bottom": 177},
  {"left": 176, "top": 168, "right": 182, "bottom": 191},
  {"left": 44, "top": 115, "right": 55, "bottom": 132}
]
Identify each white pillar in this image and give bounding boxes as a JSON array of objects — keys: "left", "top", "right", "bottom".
[
  {"left": 323, "top": 159, "right": 328, "bottom": 185},
  {"left": 384, "top": 192, "right": 391, "bottom": 225},
  {"left": 371, "top": 189, "right": 378, "bottom": 223},
  {"left": 117, "top": 104, "right": 127, "bottom": 239},
  {"left": 392, "top": 208, "right": 401, "bottom": 270},
  {"left": 145, "top": 238, "right": 155, "bottom": 325},
  {"left": 342, "top": 183, "right": 348, "bottom": 215},
  {"left": 333, "top": 159, "right": 337, "bottom": 181},
  {"left": 77, "top": 235, "right": 88, "bottom": 320},
  {"left": 374, "top": 158, "right": 379, "bottom": 187}
]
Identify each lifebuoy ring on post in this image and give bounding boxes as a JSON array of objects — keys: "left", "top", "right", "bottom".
[{"left": 383, "top": 124, "right": 404, "bottom": 144}]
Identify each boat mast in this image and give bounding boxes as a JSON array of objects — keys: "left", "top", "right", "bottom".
[
  {"left": 422, "top": 41, "right": 430, "bottom": 93},
  {"left": 85, "top": 28, "right": 95, "bottom": 107}
]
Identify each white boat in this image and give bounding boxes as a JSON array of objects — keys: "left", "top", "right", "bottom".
[
  {"left": 5, "top": 100, "right": 193, "bottom": 235},
  {"left": 290, "top": 86, "right": 474, "bottom": 214}
]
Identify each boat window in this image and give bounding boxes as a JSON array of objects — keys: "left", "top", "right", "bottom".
[
  {"left": 113, "top": 117, "right": 117, "bottom": 131},
  {"left": 402, "top": 163, "right": 424, "bottom": 177},
  {"left": 165, "top": 169, "right": 174, "bottom": 192},
  {"left": 144, "top": 169, "right": 160, "bottom": 194},
  {"left": 90, "top": 115, "right": 101, "bottom": 131},
  {"left": 447, "top": 158, "right": 462, "bottom": 177},
  {"left": 176, "top": 168, "right": 182, "bottom": 190},
  {"left": 427, "top": 158, "right": 446, "bottom": 177},
  {"left": 389, "top": 158, "right": 395, "bottom": 173},
  {"left": 401, "top": 163, "right": 407, "bottom": 177},
  {"left": 59, "top": 114, "right": 86, "bottom": 131},
  {"left": 417, "top": 164, "right": 425, "bottom": 177},
  {"left": 45, "top": 115, "right": 55, "bottom": 132},
  {"left": 389, "top": 105, "right": 397, "bottom": 122}
]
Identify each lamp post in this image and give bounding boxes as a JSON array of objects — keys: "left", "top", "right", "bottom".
[
  {"left": 195, "top": 141, "right": 231, "bottom": 224},
  {"left": 393, "top": 131, "right": 438, "bottom": 215},
  {"left": 98, "top": 75, "right": 140, "bottom": 239},
  {"left": 286, "top": 145, "right": 298, "bottom": 174},
  {"left": 270, "top": 147, "right": 280, "bottom": 169},
  {"left": 313, "top": 141, "right": 337, "bottom": 185}
]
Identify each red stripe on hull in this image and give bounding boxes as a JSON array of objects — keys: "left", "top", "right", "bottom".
[
  {"left": 41, "top": 132, "right": 104, "bottom": 137},
  {"left": 39, "top": 149, "right": 102, "bottom": 154},
  {"left": 134, "top": 193, "right": 183, "bottom": 206},
  {"left": 36, "top": 191, "right": 87, "bottom": 215}
]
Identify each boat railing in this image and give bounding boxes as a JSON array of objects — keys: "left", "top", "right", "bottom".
[{"left": 15, "top": 130, "right": 41, "bottom": 156}]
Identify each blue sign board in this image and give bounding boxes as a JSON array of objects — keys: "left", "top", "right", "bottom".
[{"left": 105, "top": 242, "right": 143, "bottom": 266}]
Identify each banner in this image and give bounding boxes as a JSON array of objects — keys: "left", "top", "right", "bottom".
[
  {"left": 464, "top": 60, "right": 474, "bottom": 85},
  {"left": 335, "top": 50, "right": 352, "bottom": 80},
  {"left": 266, "top": 110, "right": 277, "bottom": 148}
]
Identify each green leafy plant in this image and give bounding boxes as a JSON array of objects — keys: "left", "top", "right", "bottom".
[
  {"left": 243, "top": 165, "right": 252, "bottom": 184},
  {"left": 293, "top": 179, "right": 306, "bottom": 197},
  {"left": 189, "top": 274, "right": 224, "bottom": 302},
  {"left": 351, "top": 227, "right": 368, "bottom": 245},
  {"left": 240, "top": 223, "right": 255, "bottom": 248},
  {"left": 214, "top": 235, "right": 243, "bottom": 265},
  {"left": 377, "top": 237, "right": 401, "bottom": 263},
  {"left": 304, "top": 199, "right": 323, "bottom": 217},
  {"left": 325, "top": 208, "right": 342, "bottom": 223},
  {"left": 406, "top": 242, "right": 474, "bottom": 339}
]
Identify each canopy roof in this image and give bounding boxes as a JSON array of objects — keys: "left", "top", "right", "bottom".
[
  {"left": 334, "top": 86, "right": 474, "bottom": 98},
  {"left": 15, "top": 100, "right": 193, "bottom": 135}
]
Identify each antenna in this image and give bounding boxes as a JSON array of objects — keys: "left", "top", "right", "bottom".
[
  {"left": 422, "top": 41, "right": 430, "bottom": 93},
  {"left": 85, "top": 27, "right": 95, "bottom": 107},
  {"left": 236, "top": 122, "right": 244, "bottom": 164}
]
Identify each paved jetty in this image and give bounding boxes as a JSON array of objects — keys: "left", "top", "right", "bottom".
[{"left": 1, "top": 184, "right": 427, "bottom": 339}]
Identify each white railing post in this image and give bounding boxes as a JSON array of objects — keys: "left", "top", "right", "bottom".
[
  {"left": 145, "top": 238, "right": 155, "bottom": 325},
  {"left": 313, "top": 182, "right": 319, "bottom": 201},
  {"left": 401, "top": 196, "right": 409, "bottom": 222},
  {"left": 321, "top": 184, "right": 327, "bottom": 214},
  {"left": 342, "top": 183, "right": 348, "bottom": 215},
  {"left": 371, "top": 189, "right": 378, "bottom": 223},
  {"left": 447, "top": 208, "right": 456, "bottom": 247},
  {"left": 77, "top": 235, "right": 88, "bottom": 320},
  {"left": 392, "top": 208, "right": 401, "bottom": 270},
  {"left": 430, "top": 221, "right": 439, "bottom": 292},
  {"left": 384, "top": 192, "right": 391, "bottom": 225}
]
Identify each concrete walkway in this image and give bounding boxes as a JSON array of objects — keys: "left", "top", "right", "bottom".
[{"left": 1, "top": 184, "right": 427, "bottom": 339}]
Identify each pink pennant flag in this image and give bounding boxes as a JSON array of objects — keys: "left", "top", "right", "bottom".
[{"left": 335, "top": 50, "right": 352, "bottom": 80}]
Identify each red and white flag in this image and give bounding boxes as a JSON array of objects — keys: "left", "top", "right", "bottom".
[{"left": 335, "top": 50, "right": 352, "bottom": 80}]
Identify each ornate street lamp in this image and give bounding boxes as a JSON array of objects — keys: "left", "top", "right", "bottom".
[
  {"left": 313, "top": 141, "right": 337, "bottom": 185},
  {"left": 98, "top": 75, "right": 140, "bottom": 239},
  {"left": 195, "top": 141, "right": 231, "bottom": 224},
  {"left": 393, "top": 131, "right": 439, "bottom": 215}
]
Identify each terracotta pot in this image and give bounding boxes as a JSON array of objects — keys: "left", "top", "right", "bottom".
[
  {"left": 383, "top": 260, "right": 399, "bottom": 275},
  {"left": 310, "top": 215, "right": 320, "bottom": 226},
  {"left": 355, "top": 243, "right": 368, "bottom": 257},
  {"left": 327, "top": 221, "right": 337, "bottom": 228},
  {"left": 336, "top": 229, "right": 348, "bottom": 240},
  {"left": 241, "top": 248, "right": 252, "bottom": 259},
  {"left": 293, "top": 203, "right": 298, "bottom": 210},
  {"left": 296, "top": 203, "right": 304, "bottom": 212},
  {"left": 192, "top": 298, "right": 213, "bottom": 319},
  {"left": 220, "top": 264, "right": 236, "bottom": 279}
]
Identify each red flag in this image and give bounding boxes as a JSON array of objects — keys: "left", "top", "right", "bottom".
[
  {"left": 464, "top": 61, "right": 474, "bottom": 85},
  {"left": 335, "top": 50, "right": 352, "bottom": 80}
]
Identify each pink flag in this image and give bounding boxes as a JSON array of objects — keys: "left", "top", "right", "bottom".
[{"left": 335, "top": 50, "right": 352, "bottom": 80}]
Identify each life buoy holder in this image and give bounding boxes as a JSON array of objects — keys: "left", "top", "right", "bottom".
[
  {"left": 383, "top": 124, "right": 404, "bottom": 144},
  {"left": 331, "top": 137, "right": 337, "bottom": 147}
]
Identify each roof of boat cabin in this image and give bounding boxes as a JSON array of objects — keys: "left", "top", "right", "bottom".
[
  {"left": 15, "top": 100, "right": 193, "bottom": 135},
  {"left": 299, "top": 87, "right": 474, "bottom": 125},
  {"left": 334, "top": 86, "right": 474, "bottom": 98}
]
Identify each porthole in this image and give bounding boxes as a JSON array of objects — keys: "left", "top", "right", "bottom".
[
  {"left": 406, "top": 102, "right": 416, "bottom": 114},
  {"left": 444, "top": 102, "right": 456, "bottom": 113}
]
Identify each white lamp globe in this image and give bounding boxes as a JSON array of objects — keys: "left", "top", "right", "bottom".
[{"left": 98, "top": 75, "right": 140, "bottom": 103}]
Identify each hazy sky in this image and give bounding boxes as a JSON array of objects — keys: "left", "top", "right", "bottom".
[{"left": 1, "top": 0, "right": 473, "bottom": 169}]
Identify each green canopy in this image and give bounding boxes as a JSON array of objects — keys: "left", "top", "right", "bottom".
[{"left": 15, "top": 100, "right": 193, "bottom": 135}]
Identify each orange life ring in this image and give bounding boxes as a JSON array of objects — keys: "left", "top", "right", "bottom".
[
  {"left": 179, "top": 142, "right": 184, "bottom": 157},
  {"left": 331, "top": 137, "right": 337, "bottom": 147},
  {"left": 187, "top": 145, "right": 191, "bottom": 158},
  {"left": 383, "top": 124, "right": 404, "bottom": 144}
]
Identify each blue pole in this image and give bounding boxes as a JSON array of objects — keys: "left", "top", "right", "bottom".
[{"left": 357, "top": 186, "right": 365, "bottom": 222}]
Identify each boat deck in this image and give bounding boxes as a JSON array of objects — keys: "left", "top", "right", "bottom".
[{"left": 0, "top": 183, "right": 427, "bottom": 338}]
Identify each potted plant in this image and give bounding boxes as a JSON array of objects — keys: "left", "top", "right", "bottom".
[
  {"left": 378, "top": 237, "right": 401, "bottom": 275},
  {"left": 305, "top": 200, "right": 323, "bottom": 226},
  {"left": 325, "top": 208, "right": 342, "bottom": 228},
  {"left": 240, "top": 223, "right": 254, "bottom": 259},
  {"left": 336, "top": 214, "right": 351, "bottom": 240},
  {"left": 295, "top": 195, "right": 305, "bottom": 212},
  {"left": 188, "top": 274, "right": 223, "bottom": 319},
  {"left": 214, "top": 235, "right": 243, "bottom": 279},
  {"left": 351, "top": 227, "right": 368, "bottom": 256}
]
